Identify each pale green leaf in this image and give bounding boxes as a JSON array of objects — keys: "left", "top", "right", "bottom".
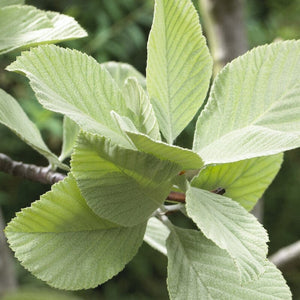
[
  {"left": 7, "top": 45, "right": 132, "bottom": 148},
  {"left": 60, "top": 116, "right": 80, "bottom": 161},
  {"left": 167, "top": 227, "right": 291, "bottom": 300},
  {"left": 193, "top": 41, "right": 300, "bottom": 164},
  {"left": 102, "top": 61, "right": 146, "bottom": 89},
  {"left": 144, "top": 217, "right": 170, "bottom": 256},
  {"left": 147, "top": 0, "right": 212, "bottom": 143},
  {"left": 0, "top": 0, "right": 24, "bottom": 7},
  {"left": 122, "top": 77, "right": 160, "bottom": 140},
  {"left": 192, "top": 154, "right": 283, "bottom": 210},
  {"left": 71, "top": 131, "right": 181, "bottom": 227},
  {"left": 186, "top": 187, "right": 268, "bottom": 283},
  {"left": 0, "top": 88, "right": 68, "bottom": 170},
  {"left": 126, "top": 131, "right": 204, "bottom": 170},
  {"left": 5, "top": 175, "right": 146, "bottom": 290},
  {"left": 0, "top": 5, "right": 87, "bottom": 55},
  {"left": 110, "top": 111, "right": 140, "bottom": 148}
]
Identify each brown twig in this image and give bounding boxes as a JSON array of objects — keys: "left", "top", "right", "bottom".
[
  {"left": 0, "top": 153, "right": 65, "bottom": 185},
  {"left": 0, "top": 153, "right": 226, "bottom": 201},
  {"left": 166, "top": 191, "right": 186, "bottom": 203},
  {"left": 166, "top": 187, "right": 225, "bottom": 203}
]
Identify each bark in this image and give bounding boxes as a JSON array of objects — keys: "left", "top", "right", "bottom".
[
  {"left": 199, "top": 0, "right": 248, "bottom": 73},
  {"left": 0, "top": 153, "right": 65, "bottom": 185}
]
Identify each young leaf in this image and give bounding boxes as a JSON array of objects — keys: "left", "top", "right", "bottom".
[
  {"left": 193, "top": 41, "right": 300, "bottom": 164},
  {"left": 126, "top": 131, "right": 204, "bottom": 170},
  {"left": 167, "top": 227, "right": 291, "bottom": 300},
  {"left": 59, "top": 116, "right": 80, "bottom": 161},
  {"left": 0, "top": 0, "right": 24, "bottom": 7},
  {"left": 122, "top": 77, "right": 161, "bottom": 140},
  {"left": 5, "top": 175, "right": 146, "bottom": 290},
  {"left": 0, "top": 89, "right": 68, "bottom": 170},
  {"left": 144, "top": 217, "right": 170, "bottom": 256},
  {"left": 71, "top": 131, "right": 181, "bottom": 227},
  {"left": 7, "top": 45, "right": 131, "bottom": 147},
  {"left": 192, "top": 154, "right": 283, "bottom": 210},
  {"left": 0, "top": 6, "right": 87, "bottom": 55},
  {"left": 186, "top": 186, "right": 268, "bottom": 284},
  {"left": 102, "top": 61, "right": 146, "bottom": 90},
  {"left": 146, "top": 0, "right": 212, "bottom": 143}
]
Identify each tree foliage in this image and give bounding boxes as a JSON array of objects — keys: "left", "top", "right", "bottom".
[{"left": 1, "top": 0, "right": 299, "bottom": 298}]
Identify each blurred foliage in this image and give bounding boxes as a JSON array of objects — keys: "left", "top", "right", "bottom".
[
  {"left": 0, "top": 0, "right": 299, "bottom": 299},
  {"left": 2, "top": 288, "right": 82, "bottom": 300},
  {"left": 247, "top": 0, "right": 300, "bottom": 45},
  {"left": 28, "top": 0, "right": 153, "bottom": 72}
]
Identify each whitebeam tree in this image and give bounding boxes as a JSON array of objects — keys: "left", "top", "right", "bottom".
[{"left": 0, "top": 0, "right": 299, "bottom": 298}]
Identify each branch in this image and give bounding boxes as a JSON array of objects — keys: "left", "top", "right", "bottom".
[
  {"left": 0, "top": 153, "right": 226, "bottom": 202},
  {"left": 166, "top": 191, "right": 186, "bottom": 203},
  {"left": 269, "top": 241, "right": 300, "bottom": 271},
  {"left": 166, "top": 187, "right": 225, "bottom": 203},
  {"left": 0, "top": 153, "right": 65, "bottom": 185}
]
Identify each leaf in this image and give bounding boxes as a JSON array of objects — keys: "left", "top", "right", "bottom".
[
  {"left": 5, "top": 175, "right": 146, "bottom": 290},
  {"left": 0, "top": 89, "right": 68, "bottom": 170},
  {"left": 71, "top": 131, "right": 181, "bottom": 227},
  {"left": 7, "top": 45, "right": 131, "bottom": 148},
  {"left": 110, "top": 111, "right": 140, "bottom": 142},
  {"left": 0, "top": 0, "right": 24, "bottom": 7},
  {"left": 126, "top": 131, "right": 204, "bottom": 170},
  {"left": 60, "top": 116, "right": 80, "bottom": 161},
  {"left": 192, "top": 154, "right": 283, "bottom": 211},
  {"left": 193, "top": 41, "right": 300, "bottom": 164},
  {"left": 146, "top": 0, "right": 212, "bottom": 143},
  {"left": 144, "top": 217, "right": 170, "bottom": 256},
  {"left": 186, "top": 186, "right": 268, "bottom": 284},
  {"left": 122, "top": 77, "right": 160, "bottom": 140},
  {"left": 0, "top": 5, "right": 87, "bottom": 55},
  {"left": 102, "top": 61, "right": 146, "bottom": 89},
  {"left": 167, "top": 227, "right": 291, "bottom": 300}
]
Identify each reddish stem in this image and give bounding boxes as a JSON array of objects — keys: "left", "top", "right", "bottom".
[{"left": 166, "top": 187, "right": 225, "bottom": 203}]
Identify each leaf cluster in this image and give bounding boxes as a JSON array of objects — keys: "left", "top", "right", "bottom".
[{"left": 0, "top": 0, "right": 299, "bottom": 298}]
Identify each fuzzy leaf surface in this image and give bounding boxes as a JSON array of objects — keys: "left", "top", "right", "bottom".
[
  {"left": 147, "top": 0, "right": 212, "bottom": 143},
  {"left": 72, "top": 131, "right": 181, "bottom": 227},
  {"left": 194, "top": 41, "right": 300, "bottom": 164},
  {"left": 192, "top": 154, "right": 283, "bottom": 210},
  {"left": 5, "top": 176, "right": 146, "bottom": 290},
  {"left": 7, "top": 45, "right": 131, "bottom": 147},
  {"left": 186, "top": 187, "right": 268, "bottom": 283},
  {"left": 127, "top": 131, "right": 203, "bottom": 170},
  {"left": 144, "top": 217, "right": 170, "bottom": 256},
  {"left": 0, "top": 5, "right": 86, "bottom": 54},
  {"left": 0, "top": 89, "right": 67, "bottom": 169},
  {"left": 102, "top": 61, "right": 146, "bottom": 89},
  {"left": 122, "top": 78, "right": 160, "bottom": 140},
  {"left": 60, "top": 116, "right": 80, "bottom": 161},
  {"left": 167, "top": 227, "right": 291, "bottom": 300}
]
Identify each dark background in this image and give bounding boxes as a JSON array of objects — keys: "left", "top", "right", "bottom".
[{"left": 1, "top": 0, "right": 299, "bottom": 299}]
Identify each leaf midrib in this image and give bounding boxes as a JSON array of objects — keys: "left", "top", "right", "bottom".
[
  {"left": 161, "top": 0, "right": 173, "bottom": 143},
  {"left": 171, "top": 229, "right": 212, "bottom": 298}
]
